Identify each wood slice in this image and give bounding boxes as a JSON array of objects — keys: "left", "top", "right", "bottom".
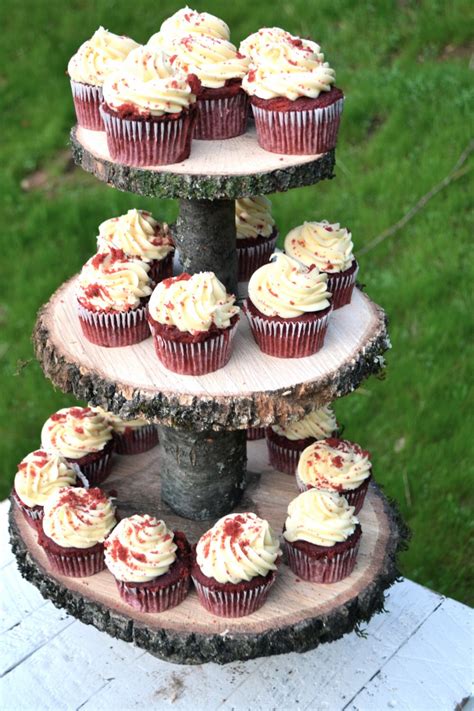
[
  {"left": 70, "top": 125, "right": 336, "bottom": 200},
  {"left": 9, "top": 440, "right": 407, "bottom": 665},
  {"left": 33, "top": 277, "right": 389, "bottom": 430}
]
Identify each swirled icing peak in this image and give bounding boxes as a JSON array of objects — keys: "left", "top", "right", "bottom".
[
  {"left": 272, "top": 405, "right": 337, "bottom": 441},
  {"left": 167, "top": 35, "right": 250, "bottom": 89},
  {"left": 240, "top": 27, "right": 323, "bottom": 64},
  {"left": 92, "top": 406, "right": 152, "bottom": 433},
  {"left": 196, "top": 512, "right": 281, "bottom": 584},
  {"left": 247, "top": 252, "right": 331, "bottom": 317},
  {"left": 284, "top": 489, "right": 358, "bottom": 547},
  {"left": 41, "top": 407, "right": 113, "bottom": 460},
  {"left": 285, "top": 221, "right": 354, "bottom": 273},
  {"left": 297, "top": 438, "right": 371, "bottom": 492},
  {"left": 148, "top": 272, "right": 240, "bottom": 333},
  {"left": 68, "top": 27, "right": 139, "bottom": 86},
  {"left": 97, "top": 209, "right": 174, "bottom": 262},
  {"left": 14, "top": 450, "right": 77, "bottom": 508},
  {"left": 235, "top": 196, "right": 275, "bottom": 240},
  {"left": 42, "top": 487, "right": 116, "bottom": 549},
  {"left": 148, "top": 7, "right": 230, "bottom": 55}
]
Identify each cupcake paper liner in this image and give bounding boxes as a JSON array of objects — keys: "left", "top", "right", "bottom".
[
  {"left": 149, "top": 252, "right": 174, "bottom": 285},
  {"left": 70, "top": 80, "right": 104, "bottom": 131},
  {"left": 117, "top": 576, "right": 190, "bottom": 613},
  {"left": 78, "top": 302, "right": 150, "bottom": 348},
  {"left": 194, "top": 92, "right": 249, "bottom": 140},
  {"left": 266, "top": 437, "right": 307, "bottom": 476},
  {"left": 69, "top": 449, "right": 113, "bottom": 487},
  {"left": 114, "top": 425, "right": 159, "bottom": 455},
  {"left": 237, "top": 235, "right": 277, "bottom": 282},
  {"left": 246, "top": 426, "right": 267, "bottom": 441},
  {"left": 43, "top": 545, "right": 105, "bottom": 578},
  {"left": 295, "top": 473, "right": 371, "bottom": 515},
  {"left": 285, "top": 536, "right": 361, "bottom": 583},
  {"left": 192, "top": 575, "right": 276, "bottom": 617},
  {"left": 327, "top": 263, "right": 359, "bottom": 310}
]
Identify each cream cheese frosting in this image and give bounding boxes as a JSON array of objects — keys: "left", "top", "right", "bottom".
[
  {"left": 148, "top": 272, "right": 240, "bottom": 333},
  {"left": 92, "top": 406, "right": 151, "bottom": 433},
  {"left": 97, "top": 209, "right": 174, "bottom": 262},
  {"left": 272, "top": 405, "right": 337, "bottom": 441},
  {"left": 68, "top": 27, "right": 139, "bottom": 86},
  {"left": 283, "top": 489, "right": 358, "bottom": 547},
  {"left": 14, "top": 450, "right": 77, "bottom": 508},
  {"left": 247, "top": 253, "right": 331, "bottom": 317},
  {"left": 235, "top": 196, "right": 275, "bottom": 240},
  {"left": 42, "top": 487, "right": 116, "bottom": 549},
  {"left": 41, "top": 407, "right": 113, "bottom": 460},
  {"left": 297, "top": 438, "right": 371, "bottom": 492},
  {"left": 102, "top": 46, "right": 196, "bottom": 116},
  {"left": 196, "top": 512, "right": 281, "bottom": 584},
  {"left": 167, "top": 35, "right": 250, "bottom": 89},
  {"left": 285, "top": 221, "right": 354, "bottom": 273},
  {"left": 148, "top": 7, "right": 230, "bottom": 55},
  {"left": 240, "top": 27, "right": 323, "bottom": 65},
  {"left": 104, "top": 515, "right": 177, "bottom": 582},
  {"left": 77, "top": 249, "right": 152, "bottom": 312}
]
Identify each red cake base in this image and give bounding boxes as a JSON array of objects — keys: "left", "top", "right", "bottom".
[
  {"left": 194, "top": 82, "right": 248, "bottom": 140},
  {"left": 70, "top": 80, "right": 103, "bottom": 131},
  {"left": 77, "top": 302, "right": 150, "bottom": 348},
  {"left": 237, "top": 230, "right": 278, "bottom": 282},
  {"left": 66, "top": 440, "right": 114, "bottom": 486},
  {"left": 285, "top": 525, "right": 362, "bottom": 583},
  {"left": 326, "top": 260, "right": 359, "bottom": 310},
  {"left": 37, "top": 531, "right": 106, "bottom": 578},
  {"left": 114, "top": 425, "right": 159, "bottom": 455}
]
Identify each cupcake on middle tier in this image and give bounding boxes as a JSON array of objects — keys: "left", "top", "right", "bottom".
[
  {"left": 147, "top": 272, "right": 240, "bottom": 375},
  {"left": 235, "top": 196, "right": 278, "bottom": 282},
  {"left": 92, "top": 406, "right": 159, "bottom": 455},
  {"left": 266, "top": 404, "right": 338, "bottom": 475},
  {"left": 97, "top": 209, "right": 175, "bottom": 285},
  {"left": 245, "top": 252, "right": 332, "bottom": 358},
  {"left": 148, "top": 7, "right": 230, "bottom": 55}
]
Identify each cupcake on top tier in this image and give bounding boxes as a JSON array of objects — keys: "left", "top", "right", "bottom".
[
  {"left": 283, "top": 489, "right": 361, "bottom": 583},
  {"left": 147, "top": 272, "right": 240, "bottom": 375},
  {"left": 41, "top": 407, "right": 114, "bottom": 486},
  {"left": 148, "top": 6, "right": 230, "bottom": 55},
  {"left": 97, "top": 210, "right": 175, "bottom": 285},
  {"left": 101, "top": 46, "right": 198, "bottom": 166},
  {"left": 93, "top": 406, "right": 159, "bottom": 455},
  {"left": 104, "top": 514, "right": 191, "bottom": 612},
  {"left": 68, "top": 27, "right": 138, "bottom": 130},
  {"left": 77, "top": 248, "right": 152, "bottom": 348},
  {"left": 192, "top": 512, "right": 282, "bottom": 617},
  {"left": 245, "top": 252, "right": 332, "bottom": 358},
  {"left": 267, "top": 404, "right": 338, "bottom": 475},
  {"left": 285, "top": 221, "right": 357, "bottom": 309},
  {"left": 296, "top": 438, "right": 372, "bottom": 514},
  {"left": 235, "top": 196, "right": 277, "bottom": 282}
]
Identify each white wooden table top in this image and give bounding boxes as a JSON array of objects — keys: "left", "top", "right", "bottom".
[{"left": 1, "top": 499, "right": 472, "bottom": 711}]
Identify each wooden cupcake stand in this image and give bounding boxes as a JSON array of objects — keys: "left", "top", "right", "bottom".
[{"left": 9, "top": 124, "right": 408, "bottom": 665}]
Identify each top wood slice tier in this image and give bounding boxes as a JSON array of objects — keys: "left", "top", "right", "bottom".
[
  {"left": 33, "top": 278, "right": 389, "bottom": 430},
  {"left": 70, "top": 125, "right": 336, "bottom": 200}
]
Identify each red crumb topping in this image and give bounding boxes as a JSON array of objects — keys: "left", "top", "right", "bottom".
[
  {"left": 247, "top": 69, "right": 256, "bottom": 82},
  {"left": 91, "top": 248, "right": 126, "bottom": 270},
  {"left": 107, "top": 537, "right": 129, "bottom": 562},
  {"left": 236, "top": 51, "right": 245, "bottom": 59},
  {"left": 161, "top": 272, "right": 192, "bottom": 288}
]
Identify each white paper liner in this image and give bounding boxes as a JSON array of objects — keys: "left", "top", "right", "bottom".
[
  {"left": 237, "top": 235, "right": 277, "bottom": 282},
  {"left": 195, "top": 93, "right": 248, "bottom": 140},
  {"left": 192, "top": 576, "right": 276, "bottom": 617},
  {"left": 114, "top": 424, "right": 159, "bottom": 455},
  {"left": 118, "top": 576, "right": 189, "bottom": 612},
  {"left": 285, "top": 537, "right": 360, "bottom": 583},
  {"left": 327, "top": 262, "right": 359, "bottom": 310},
  {"left": 77, "top": 302, "right": 149, "bottom": 347},
  {"left": 266, "top": 439, "right": 301, "bottom": 475},
  {"left": 152, "top": 322, "right": 238, "bottom": 375}
]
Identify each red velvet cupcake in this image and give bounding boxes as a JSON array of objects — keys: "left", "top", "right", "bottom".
[
  {"left": 235, "top": 196, "right": 278, "bottom": 281},
  {"left": 147, "top": 272, "right": 240, "bottom": 375},
  {"left": 192, "top": 512, "right": 281, "bottom": 617},
  {"left": 93, "top": 406, "right": 158, "bottom": 455},
  {"left": 247, "top": 426, "right": 267, "bottom": 441},
  {"left": 283, "top": 489, "right": 361, "bottom": 583},
  {"left": 104, "top": 515, "right": 191, "bottom": 613},
  {"left": 296, "top": 438, "right": 372, "bottom": 514},
  {"left": 245, "top": 253, "right": 332, "bottom": 358},
  {"left": 38, "top": 487, "right": 116, "bottom": 577}
]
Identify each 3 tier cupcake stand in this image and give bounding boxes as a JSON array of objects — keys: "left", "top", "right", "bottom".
[{"left": 9, "top": 123, "right": 408, "bottom": 665}]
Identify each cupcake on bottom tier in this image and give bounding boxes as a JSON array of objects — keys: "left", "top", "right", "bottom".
[
  {"left": 283, "top": 489, "right": 361, "bottom": 583},
  {"left": 235, "top": 196, "right": 278, "bottom": 282},
  {"left": 104, "top": 515, "right": 191, "bottom": 612},
  {"left": 92, "top": 406, "right": 158, "bottom": 455},
  {"left": 296, "top": 438, "right": 372, "bottom": 514},
  {"left": 38, "top": 487, "right": 116, "bottom": 577},
  {"left": 192, "top": 512, "right": 282, "bottom": 617}
]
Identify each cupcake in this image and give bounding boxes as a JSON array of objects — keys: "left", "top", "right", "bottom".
[
  {"left": 41, "top": 407, "right": 114, "bottom": 486},
  {"left": 147, "top": 272, "right": 240, "bottom": 375},
  {"left": 245, "top": 253, "right": 332, "bottom": 358},
  {"left": 77, "top": 248, "right": 152, "bottom": 348},
  {"left": 148, "top": 7, "right": 230, "bottom": 54},
  {"left": 97, "top": 209, "right": 175, "bottom": 285},
  {"left": 13, "top": 450, "right": 83, "bottom": 529},
  {"left": 247, "top": 426, "right": 267, "bottom": 441},
  {"left": 296, "top": 438, "right": 372, "bottom": 514},
  {"left": 68, "top": 26, "right": 138, "bottom": 130},
  {"left": 235, "top": 196, "right": 278, "bottom": 281},
  {"left": 104, "top": 515, "right": 191, "bottom": 612},
  {"left": 101, "top": 46, "right": 198, "bottom": 166},
  {"left": 93, "top": 406, "right": 158, "bottom": 455},
  {"left": 38, "top": 487, "right": 116, "bottom": 577},
  {"left": 285, "top": 221, "right": 358, "bottom": 309},
  {"left": 192, "top": 512, "right": 281, "bottom": 617},
  {"left": 266, "top": 404, "right": 338, "bottom": 475},
  {"left": 241, "top": 29, "right": 344, "bottom": 155},
  {"left": 283, "top": 489, "right": 361, "bottom": 583}
]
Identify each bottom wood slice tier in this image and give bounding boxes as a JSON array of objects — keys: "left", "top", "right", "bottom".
[{"left": 9, "top": 441, "right": 407, "bottom": 665}]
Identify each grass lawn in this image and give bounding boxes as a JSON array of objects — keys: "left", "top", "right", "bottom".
[{"left": 1, "top": 0, "right": 472, "bottom": 604}]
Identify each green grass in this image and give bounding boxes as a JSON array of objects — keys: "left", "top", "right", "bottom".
[{"left": 1, "top": 0, "right": 473, "bottom": 604}]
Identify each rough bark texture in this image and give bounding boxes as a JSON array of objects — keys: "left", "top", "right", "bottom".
[
  {"left": 158, "top": 426, "right": 247, "bottom": 520},
  {"left": 70, "top": 126, "right": 336, "bottom": 200},
  {"left": 175, "top": 199, "right": 237, "bottom": 294}
]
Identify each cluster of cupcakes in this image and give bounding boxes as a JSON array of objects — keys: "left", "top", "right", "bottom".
[{"left": 68, "top": 9, "right": 343, "bottom": 165}]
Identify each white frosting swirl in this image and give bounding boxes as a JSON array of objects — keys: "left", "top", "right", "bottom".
[
  {"left": 297, "top": 439, "right": 372, "bottom": 492},
  {"left": 272, "top": 405, "right": 337, "bottom": 441},
  {"left": 104, "top": 515, "right": 177, "bottom": 582},
  {"left": 68, "top": 27, "right": 139, "bottom": 86},
  {"left": 92, "top": 406, "right": 152, "bottom": 434},
  {"left": 285, "top": 221, "right": 354, "bottom": 273},
  {"left": 284, "top": 489, "right": 358, "bottom": 547},
  {"left": 148, "top": 7, "right": 230, "bottom": 55},
  {"left": 148, "top": 272, "right": 239, "bottom": 333},
  {"left": 41, "top": 407, "right": 113, "bottom": 460},
  {"left": 247, "top": 253, "right": 331, "bottom": 317},
  {"left": 235, "top": 196, "right": 275, "bottom": 240},
  {"left": 240, "top": 27, "right": 323, "bottom": 65},
  {"left": 42, "top": 487, "right": 116, "bottom": 549},
  {"left": 14, "top": 450, "right": 77, "bottom": 508},
  {"left": 196, "top": 512, "right": 281, "bottom": 584},
  {"left": 168, "top": 35, "right": 250, "bottom": 89},
  {"left": 97, "top": 210, "right": 174, "bottom": 262},
  {"left": 243, "top": 62, "right": 335, "bottom": 101}
]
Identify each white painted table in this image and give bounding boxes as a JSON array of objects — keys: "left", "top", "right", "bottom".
[{"left": 1, "top": 500, "right": 472, "bottom": 711}]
